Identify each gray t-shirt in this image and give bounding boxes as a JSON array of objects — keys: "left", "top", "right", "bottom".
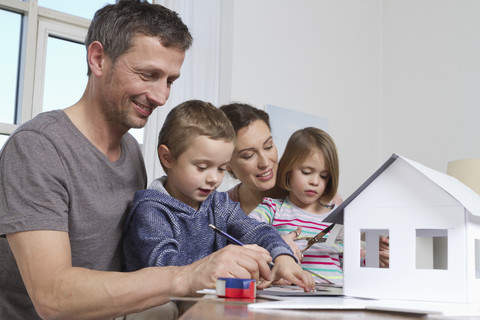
[{"left": 0, "top": 110, "right": 146, "bottom": 318}]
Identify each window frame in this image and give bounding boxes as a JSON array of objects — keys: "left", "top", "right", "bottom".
[
  {"left": 0, "top": 0, "right": 90, "bottom": 136},
  {"left": 33, "top": 18, "right": 88, "bottom": 117}
]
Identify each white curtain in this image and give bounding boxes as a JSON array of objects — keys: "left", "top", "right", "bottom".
[{"left": 143, "top": 0, "right": 222, "bottom": 185}]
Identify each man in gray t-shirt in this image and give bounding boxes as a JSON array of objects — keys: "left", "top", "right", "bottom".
[
  {"left": 0, "top": 2, "right": 280, "bottom": 319},
  {"left": 0, "top": 110, "right": 147, "bottom": 318}
]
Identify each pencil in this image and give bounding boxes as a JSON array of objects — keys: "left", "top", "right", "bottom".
[
  {"left": 208, "top": 223, "right": 275, "bottom": 268},
  {"left": 209, "top": 224, "right": 245, "bottom": 245}
]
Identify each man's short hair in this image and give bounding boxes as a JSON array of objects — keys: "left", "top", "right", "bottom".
[{"left": 85, "top": 0, "right": 192, "bottom": 75}]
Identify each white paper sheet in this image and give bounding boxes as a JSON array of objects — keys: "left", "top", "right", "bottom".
[{"left": 248, "top": 296, "right": 480, "bottom": 316}]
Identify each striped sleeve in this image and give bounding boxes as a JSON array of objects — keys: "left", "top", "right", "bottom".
[{"left": 248, "top": 197, "right": 278, "bottom": 224}]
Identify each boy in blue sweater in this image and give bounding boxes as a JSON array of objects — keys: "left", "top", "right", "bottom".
[{"left": 123, "top": 100, "right": 314, "bottom": 291}]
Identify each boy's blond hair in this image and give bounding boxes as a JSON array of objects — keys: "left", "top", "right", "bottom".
[
  {"left": 157, "top": 100, "right": 236, "bottom": 172},
  {"left": 276, "top": 127, "right": 339, "bottom": 203}
]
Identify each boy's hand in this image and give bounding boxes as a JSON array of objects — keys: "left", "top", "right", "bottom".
[{"left": 257, "top": 255, "right": 315, "bottom": 292}]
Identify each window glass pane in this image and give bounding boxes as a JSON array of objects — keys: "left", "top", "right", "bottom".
[
  {"left": 43, "top": 36, "right": 87, "bottom": 112},
  {"left": 129, "top": 128, "right": 145, "bottom": 145},
  {"left": 0, "top": 10, "right": 21, "bottom": 124},
  {"left": 38, "top": 0, "right": 116, "bottom": 20},
  {"left": 0, "top": 134, "right": 9, "bottom": 150}
]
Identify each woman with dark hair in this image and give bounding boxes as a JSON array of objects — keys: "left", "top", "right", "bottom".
[
  {"left": 220, "top": 103, "right": 342, "bottom": 214},
  {"left": 220, "top": 103, "right": 280, "bottom": 214},
  {"left": 220, "top": 103, "right": 344, "bottom": 264}
]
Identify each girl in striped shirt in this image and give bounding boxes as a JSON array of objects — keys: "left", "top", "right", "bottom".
[{"left": 249, "top": 127, "right": 344, "bottom": 286}]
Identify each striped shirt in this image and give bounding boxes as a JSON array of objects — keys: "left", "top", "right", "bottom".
[{"left": 249, "top": 196, "right": 344, "bottom": 285}]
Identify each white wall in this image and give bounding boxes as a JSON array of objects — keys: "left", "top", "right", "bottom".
[
  {"left": 220, "top": 0, "right": 480, "bottom": 198},
  {"left": 220, "top": 0, "right": 382, "bottom": 197},
  {"left": 381, "top": 0, "right": 480, "bottom": 174}
]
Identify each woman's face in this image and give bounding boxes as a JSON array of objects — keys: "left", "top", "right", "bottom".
[{"left": 228, "top": 120, "right": 278, "bottom": 192}]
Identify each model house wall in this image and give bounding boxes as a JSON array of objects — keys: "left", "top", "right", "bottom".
[{"left": 327, "top": 154, "right": 480, "bottom": 303}]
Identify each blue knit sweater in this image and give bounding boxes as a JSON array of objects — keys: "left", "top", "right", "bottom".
[{"left": 123, "top": 177, "right": 294, "bottom": 271}]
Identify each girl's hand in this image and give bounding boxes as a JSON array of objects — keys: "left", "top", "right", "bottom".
[
  {"left": 281, "top": 226, "right": 303, "bottom": 263},
  {"left": 379, "top": 236, "right": 390, "bottom": 268}
]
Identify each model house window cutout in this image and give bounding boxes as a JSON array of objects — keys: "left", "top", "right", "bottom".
[
  {"left": 360, "top": 229, "right": 389, "bottom": 268},
  {"left": 415, "top": 229, "right": 448, "bottom": 270},
  {"left": 476, "top": 239, "right": 480, "bottom": 279}
]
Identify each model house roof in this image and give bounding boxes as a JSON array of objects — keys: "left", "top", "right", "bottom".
[{"left": 325, "top": 154, "right": 480, "bottom": 224}]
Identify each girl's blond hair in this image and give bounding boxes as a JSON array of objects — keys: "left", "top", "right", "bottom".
[{"left": 276, "top": 127, "right": 339, "bottom": 203}]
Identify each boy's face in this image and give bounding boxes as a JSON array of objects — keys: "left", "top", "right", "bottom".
[{"left": 164, "top": 135, "right": 234, "bottom": 210}]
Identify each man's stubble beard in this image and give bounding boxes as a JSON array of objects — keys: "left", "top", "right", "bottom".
[{"left": 101, "top": 67, "right": 149, "bottom": 130}]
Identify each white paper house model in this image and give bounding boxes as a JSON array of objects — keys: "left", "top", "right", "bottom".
[{"left": 325, "top": 154, "right": 480, "bottom": 303}]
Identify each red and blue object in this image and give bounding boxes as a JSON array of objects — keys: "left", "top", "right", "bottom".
[{"left": 216, "top": 278, "right": 256, "bottom": 299}]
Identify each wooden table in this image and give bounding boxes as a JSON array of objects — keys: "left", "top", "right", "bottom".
[{"left": 176, "top": 297, "right": 478, "bottom": 320}]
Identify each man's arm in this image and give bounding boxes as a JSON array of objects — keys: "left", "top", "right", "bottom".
[{"left": 8, "top": 230, "right": 272, "bottom": 320}]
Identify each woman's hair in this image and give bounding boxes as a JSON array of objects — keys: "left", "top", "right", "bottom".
[
  {"left": 85, "top": 0, "right": 192, "bottom": 75},
  {"left": 276, "top": 127, "right": 339, "bottom": 203},
  {"left": 219, "top": 103, "right": 271, "bottom": 133},
  {"left": 157, "top": 100, "right": 236, "bottom": 172}
]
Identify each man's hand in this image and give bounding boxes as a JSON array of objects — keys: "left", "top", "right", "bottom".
[{"left": 181, "top": 244, "right": 273, "bottom": 294}]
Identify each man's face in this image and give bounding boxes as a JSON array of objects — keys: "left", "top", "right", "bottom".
[{"left": 101, "top": 34, "right": 185, "bottom": 130}]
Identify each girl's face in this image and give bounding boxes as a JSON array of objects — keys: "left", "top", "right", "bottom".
[
  {"left": 228, "top": 120, "right": 278, "bottom": 192},
  {"left": 288, "top": 148, "right": 330, "bottom": 212}
]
